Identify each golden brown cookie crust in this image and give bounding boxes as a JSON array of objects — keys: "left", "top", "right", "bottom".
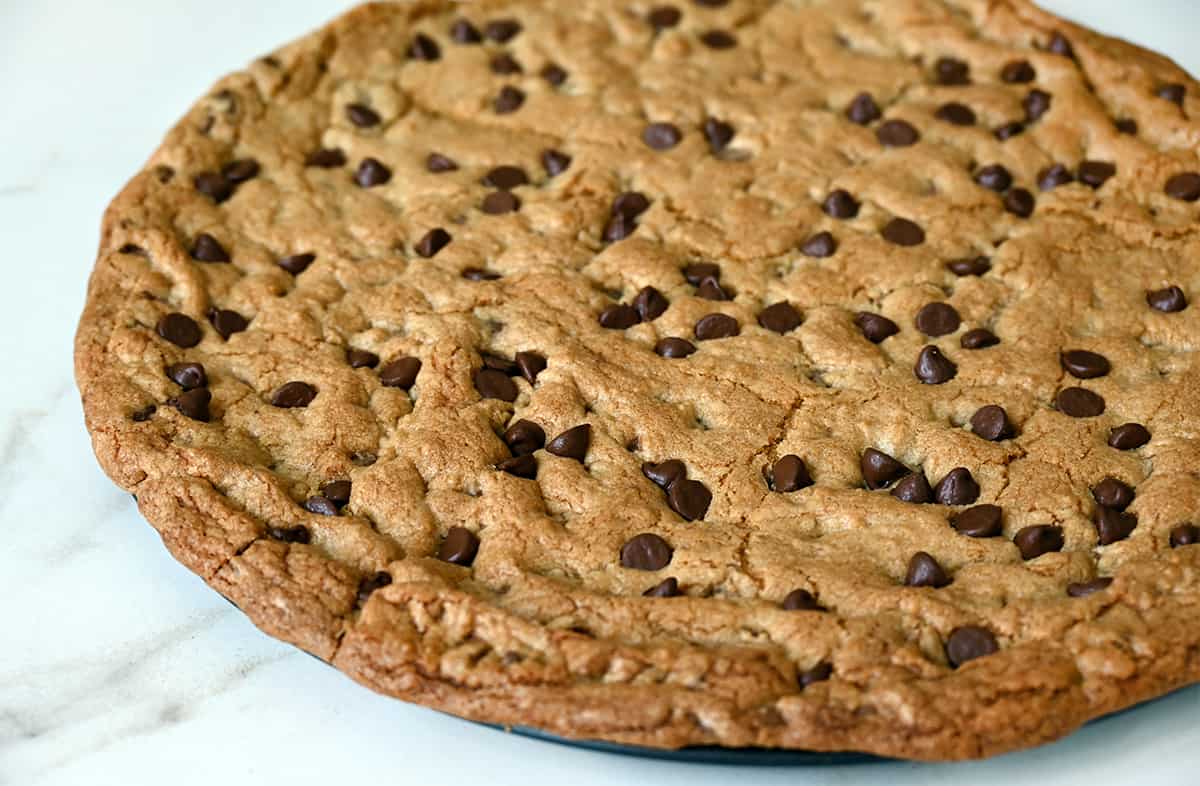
[{"left": 76, "top": 0, "right": 1200, "bottom": 760}]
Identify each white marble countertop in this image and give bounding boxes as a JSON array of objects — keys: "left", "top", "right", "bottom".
[{"left": 2, "top": 1, "right": 1198, "bottom": 783}]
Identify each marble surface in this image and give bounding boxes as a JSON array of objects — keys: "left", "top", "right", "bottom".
[{"left": 2, "top": 1, "right": 1198, "bottom": 783}]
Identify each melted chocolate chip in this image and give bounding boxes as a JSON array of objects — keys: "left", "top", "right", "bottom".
[
  {"left": 380, "top": 357, "right": 421, "bottom": 390},
  {"left": 438, "top": 527, "right": 479, "bottom": 566},
  {"left": 694, "top": 313, "right": 739, "bottom": 340},
  {"left": 156, "top": 313, "right": 202, "bottom": 348},
  {"left": 494, "top": 86, "right": 526, "bottom": 114},
  {"left": 953, "top": 504, "right": 1003, "bottom": 538},
  {"left": 891, "top": 473, "right": 932, "bottom": 504},
  {"left": 166, "top": 362, "right": 207, "bottom": 390},
  {"left": 703, "top": 118, "right": 735, "bottom": 153},
  {"left": 354, "top": 158, "right": 391, "bottom": 187},
  {"left": 1147, "top": 286, "right": 1188, "bottom": 313},
  {"left": 1170, "top": 523, "right": 1200, "bottom": 548},
  {"left": 643, "top": 460, "right": 686, "bottom": 489},
  {"left": 915, "top": 302, "right": 961, "bottom": 337},
  {"left": 643, "top": 122, "right": 683, "bottom": 150},
  {"left": 475, "top": 368, "right": 518, "bottom": 401},
  {"left": 823, "top": 189, "right": 860, "bottom": 219},
  {"left": 546, "top": 424, "right": 590, "bottom": 462},
  {"left": 801, "top": 231, "right": 837, "bottom": 258},
  {"left": 946, "top": 626, "right": 998, "bottom": 667},
  {"left": 346, "top": 103, "right": 381, "bottom": 127},
  {"left": 935, "top": 102, "right": 976, "bottom": 126},
  {"left": 667, "top": 478, "right": 711, "bottom": 521},
  {"left": 621, "top": 533, "right": 673, "bottom": 571},
  {"left": 426, "top": 153, "right": 458, "bottom": 173},
  {"left": 1056, "top": 387, "right": 1105, "bottom": 418},
  {"left": 278, "top": 253, "right": 315, "bottom": 274},
  {"left": 191, "top": 233, "right": 230, "bottom": 262},
  {"left": 415, "top": 227, "right": 452, "bottom": 258},
  {"left": 876, "top": 119, "right": 920, "bottom": 147},
  {"left": 975, "top": 164, "right": 1012, "bottom": 192},
  {"left": 855, "top": 312, "right": 899, "bottom": 343},
  {"left": 1014, "top": 525, "right": 1063, "bottom": 560},
  {"left": 1165, "top": 172, "right": 1200, "bottom": 202},
  {"left": 169, "top": 389, "right": 211, "bottom": 422},
  {"left": 1092, "top": 477, "right": 1134, "bottom": 510},
  {"left": 1109, "top": 423, "right": 1150, "bottom": 450},
  {"left": 758, "top": 302, "right": 802, "bottom": 334},
  {"left": 781, "top": 589, "right": 823, "bottom": 611},
  {"left": 971, "top": 405, "right": 1014, "bottom": 441},
  {"left": 1001, "top": 60, "right": 1036, "bottom": 83},
  {"left": 271, "top": 381, "right": 317, "bottom": 408},
  {"left": 881, "top": 218, "right": 925, "bottom": 246},
  {"left": 347, "top": 348, "right": 379, "bottom": 369},
  {"left": 643, "top": 577, "right": 680, "bottom": 597},
  {"left": 1061, "top": 349, "right": 1110, "bottom": 379},
  {"left": 769, "top": 455, "right": 813, "bottom": 492},
  {"left": 504, "top": 420, "right": 545, "bottom": 456},
  {"left": 914, "top": 345, "right": 957, "bottom": 384},
  {"left": 655, "top": 337, "right": 696, "bottom": 358},
  {"left": 905, "top": 552, "right": 950, "bottom": 587},
  {"left": 1094, "top": 507, "right": 1137, "bottom": 545},
  {"left": 306, "top": 148, "right": 346, "bottom": 168},
  {"left": 960, "top": 328, "right": 999, "bottom": 349},
  {"left": 266, "top": 524, "right": 310, "bottom": 544},
  {"left": 541, "top": 149, "right": 571, "bottom": 177},
  {"left": 1038, "top": 164, "right": 1074, "bottom": 191},
  {"left": 861, "top": 448, "right": 909, "bottom": 490},
  {"left": 846, "top": 92, "right": 882, "bottom": 125}
]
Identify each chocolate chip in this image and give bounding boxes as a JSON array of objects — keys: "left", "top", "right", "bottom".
[
  {"left": 598, "top": 304, "right": 640, "bottom": 329},
  {"left": 1001, "top": 60, "right": 1036, "bottom": 83},
  {"left": 694, "top": 313, "right": 739, "bottom": 340},
  {"left": 861, "top": 448, "right": 908, "bottom": 490},
  {"left": 169, "top": 388, "right": 211, "bottom": 422},
  {"left": 655, "top": 337, "right": 696, "bottom": 358},
  {"left": 497, "top": 455, "right": 538, "bottom": 479},
  {"left": 546, "top": 424, "right": 590, "bottom": 461},
  {"left": 876, "top": 119, "right": 920, "bottom": 147},
  {"left": 1109, "top": 423, "right": 1150, "bottom": 450},
  {"left": 415, "top": 228, "right": 452, "bottom": 258},
  {"left": 1046, "top": 31, "right": 1074, "bottom": 57},
  {"left": 515, "top": 352, "right": 546, "bottom": 384},
  {"left": 953, "top": 504, "right": 1002, "bottom": 537},
  {"left": 643, "top": 577, "right": 680, "bottom": 597},
  {"left": 648, "top": 6, "right": 682, "bottom": 29},
  {"left": 278, "top": 253, "right": 314, "bottom": 274},
  {"left": 1094, "top": 507, "right": 1137, "bottom": 545},
  {"left": 947, "top": 256, "right": 991, "bottom": 277},
  {"left": 667, "top": 478, "right": 711, "bottom": 521},
  {"left": 613, "top": 192, "right": 651, "bottom": 220},
  {"left": 541, "top": 149, "right": 571, "bottom": 177},
  {"left": 490, "top": 53, "right": 523, "bottom": 75},
  {"left": 380, "top": 357, "right": 421, "bottom": 390},
  {"left": 1056, "top": 387, "right": 1105, "bottom": 418},
  {"left": 346, "top": 103, "right": 381, "bottom": 127},
  {"left": 266, "top": 524, "right": 310, "bottom": 545},
  {"left": 769, "top": 455, "right": 813, "bottom": 492},
  {"left": 1170, "top": 523, "right": 1200, "bottom": 548},
  {"left": 450, "top": 18, "right": 482, "bottom": 43},
  {"left": 1023, "top": 89, "right": 1052, "bottom": 122},
  {"left": 504, "top": 420, "right": 545, "bottom": 456},
  {"left": 271, "top": 381, "right": 317, "bottom": 408},
  {"left": 905, "top": 552, "right": 950, "bottom": 587},
  {"left": 156, "top": 313, "right": 202, "bottom": 348},
  {"left": 934, "top": 468, "right": 979, "bottom": 506},
  {"left": 781, "top": 589, "right": 823, "bottom": 611},
  {"left": 484, "top": 18, "right": 521, "bottom": 42},
  {"left": 206, "top": 308, "right": 247, "bottom": 341},
  {"left": 758, "top": 302, "right": 802, "bottom": 334},
  {"left": 482, "top": 165, "right": 529, "bottom": 190},
  {"left": 132, "top": 405, "right": 156, "bottom": 423},
  {"left": 801, "top": 231, "right": 837, "bottom": 258},
  {"left": 194, "top": 172, "right": 233, "bottom": 203},
  {"left": 347, "top": 348, "right": 379, "bottom": 369},
  {"left": 482, "top": 191, "right": 521, "bottom": 214},
  {"left": 621, "top": 533, "right": 673, "bottom": 570},
  {"left": 703, "top": 118, "right": 735, "bottom": 153},
  {"left": 643, "top": 122, "right": 683, "bottom": 150},
  {"left": 350, "top": 452, "right": 377, "bottom": 467},
  {"left": 475, "top": 368, "right": 518, "bottom": 401},
  {"left": 798, "top": 662, "right": 833, "bottom": 688},
  {"left": 1156, "top": 83, "right": 1186, "bottom": 105},
  {"left": 946, "top": 626, "right": 998, "bottom": 667},
  {"left": 915, "top": 302, "right": 960, "bottom": 337},
  {"left": 1038, "top": 164, "right": 1074, "bottom": 191},
  {"left": 993, "top": 121, "right": 1025, "bottom": 140},
  {"left": 356, "top": 571, "right": 392, "bottom": 605},
  {"left": 1061, "top": 349, "right": 1110, "bottom": 379},
  {"left": 191, "top": 233, "right": 230, "bottom": 262},
  {"left": 1165, "top": 172, "right": 1200, "bottom": 202},
  {"left": 881, "top": 218, "right": 925, "bottom": 246},
  {"left": 1003, "top": 188, "right": 1035, "bottom": 218},
  {"left": 1075, "top": 161, "right": 1115, "bottom": 189},
  {"left": 426, "top": 153, "right": 458, "bottom": 173},
  {"left": 1115, "top": 118, "right": 1138, "bottom": 135},
  {"left": 971, "top": 405, "right": 1014, "bottom": 441},
  {"left": 541, "top": 63, "right": 568, "bottom": 86},
  {"left": 306, "top": 148, "right": 346, "bottom": 168},
  {"left": 855, "top": 312, "right": 899, "bottom": 343},
  {"left": 699, "top": 30, "right": 736, "bottom": 49},
  {"left": 643, "top": 459, "right": 686, "bottom": 489},
  {"left": 166, "top": 362, "right": 207, "bottom": 390},
  {"left": 408, "top": 33, "right": 440, "bottom": 61},
  {"left": 1092, "top": 477, "right": 1134, "bottom": 511},
  {"left": 682, "top": 262, "right": 719, "bottom": 285},
  {"left": 438, "top": 526, "right": 480, "bottom": 566},
  {"left": 1147, "top": 285, "right": 1188, "bottom": 313},
  {"left": 1064, "top": 578, "right": 1112, "bottom": 598},
  {"left": 354, "top": 158, "right": 391, "bottom": 187},
  {"left": 846, "top": 92, "right": 881, "bottom": 125},
  {"left": 494, "top": 86, "right": 525, "bottom": 114},
  {"left": 960, "top": 328, "right": 999, "bottom": 349},
  {"left": 891, "top": 473, "right": 932, "bottom": 504},
  {"left": 975, "top": 164, "right": 1012, "bottom": 192},
  {"left": 696, "top": 276, "right": 731, "bottom": 301},
  {"left": 934, "top": 56, "right": 970, "bottom": 86},
  {"left": 822, "top": 189, "right": 860, "bottom": 219},
  {"left": 222, "top": 159, "right": 259, "bottom": 184},
  {"left": 935, "top": 102, "right": 976, "bottom": 126},
  {"left": 303, "top": 496, "right": 339, "bottom": 516},
  {"left": 632, "top": 286, "right": 669, "bottom": 322},
  {"left": 320, "top": 480, "right": 351, "bottom": 507},
  {"left": 1014, "top": 525, "right": 1064, "bottom": 560},
  {"left": 914, "top": 346, "right": 958, "bottom": 385}
]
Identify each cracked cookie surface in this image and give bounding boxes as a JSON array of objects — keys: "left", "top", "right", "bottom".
[{"left": 76, "top": 0, "right": 1200, "bottom": 760}]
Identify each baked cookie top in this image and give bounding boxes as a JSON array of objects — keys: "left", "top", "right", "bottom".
[{"left": 76, "top": 0, "right": 1200, "bottom": 761}]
